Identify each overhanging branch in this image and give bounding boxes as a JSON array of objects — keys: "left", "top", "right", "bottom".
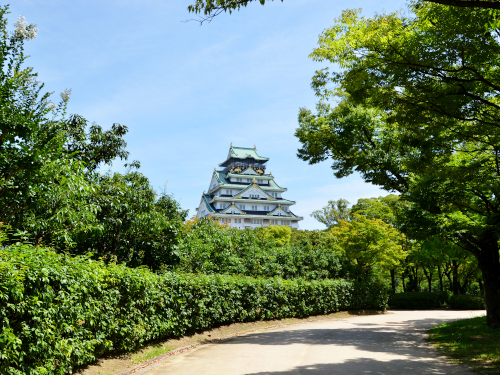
[{"left": 426, "top": 0, "right": 500, "bottom": 9}]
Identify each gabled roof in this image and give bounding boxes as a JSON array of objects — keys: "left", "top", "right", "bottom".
[
  {"left": 234, "top": 182, "right": 273, "bottom": 200},
  {"left": 213, "top": 171, "right": 224, "bottom": 184},
  {"left": 201, "top": 195, "right": 216, "bottom": 213},
  {"left": 268, "top": 205, "right": 290, "bottom": 217},
  {"left": 219, "top": 146, "right": 269, "bottom": 166},
  {"left": 240, "top": 166, "right": 257, "bottom": 175},
  {"left": 214, "top": 170, "right": 229, "bottom": 184},
  {"left": 269, "top": 178, "right": 285, "bottom": 190},
  {"left": 288, "top": 211, "right": 304, "bottom": 219},
  {"left": 220, "top": 203, "right": 245, "bottom": 215},
  {"left": 229, "top": 146, "right": 268, "bottom": 161}
]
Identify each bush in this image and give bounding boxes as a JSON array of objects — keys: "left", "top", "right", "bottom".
[
  {"left": 176, "top": 219, "right": 344, "bottom": 280},
  {"left": 0, "top": 244, "right": 387, "bottom": 375},
  {"left": 437, "top": 290, "right": 453, "bottom": 305},
  {"left": 390, "top": 292, "right": 442, "bottom": 309},
  {"left": 448, "top": 295, "right": 485, "bottom": 310}
]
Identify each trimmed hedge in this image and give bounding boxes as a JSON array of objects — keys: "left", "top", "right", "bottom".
[
  {"left": 0, "top": 244, "right": 387, "bottom": 375},
  {"left": 449, "top": 295, "right": 485, "bottom": 310},
  {"left": 389, "top": 292, "right": 443, "bottom": 309}
]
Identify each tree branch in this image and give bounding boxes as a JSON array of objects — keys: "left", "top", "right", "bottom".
[{"left": 425, "top": 0, "right": 500, "bottom": 9}]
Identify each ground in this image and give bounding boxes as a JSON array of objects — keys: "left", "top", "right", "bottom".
[{"left": 78, "top": 310, "right": 485, "bottom": 375}]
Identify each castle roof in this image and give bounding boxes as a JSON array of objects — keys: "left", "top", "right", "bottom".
[
  {"left": 219, "top": 146, "right": 269, "bottom": 166},
  {"left": 211, "top": 170, "right": 286, "bottom": 192}
]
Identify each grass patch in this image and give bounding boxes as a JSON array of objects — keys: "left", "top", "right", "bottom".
[
  {"left": 428, "top": 316, "right": 500, "bottom": 374},
  {"left": 130, "top": 344, "right": 177, "bottom": 365}
]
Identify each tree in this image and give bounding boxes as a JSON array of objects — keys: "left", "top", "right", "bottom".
[
  {"left": 351, "top": 195, "right": 408, "bottom": 292},
  {"left": 311, "top": 198, "right": 351, "bottom": 228},
  {"left": 177, "top": 217, "right": 241, "bottom": 274},
  {"left": 261, "top": 224, "right": 292, "bottom": 246},
  {"left": 294, "top": 3, "right": 500, "bottom": 327},
  {"left": 351, "top": 195, "right": 399, "bottom": 225},
  {"left": 0, "top": 8, "right": 68, "bottom": 226},
  {"left": 0, "top": 8, "right": 130, "bottom": 247},
  {"left": 71, "top": 164, "right": 187, "bottom": 270},
  {"left": 187, "top": 0, "right": 500, "bottom": 24},
  {"left": 331, "top": 214, "right": 404, "bottom": 276},
  {"left": 9, "top": 115, "right": 131, "bottom": 248},
  {"left": 0, "top": 7, "right": 187, "bottom": 270},
  {"left": 63, "top": 114, "right": 129, "bottom": 174}
]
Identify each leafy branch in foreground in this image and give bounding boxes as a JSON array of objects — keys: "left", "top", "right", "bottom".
[{"left": 186, "top": 0, "right": 500, "bottom": 24}]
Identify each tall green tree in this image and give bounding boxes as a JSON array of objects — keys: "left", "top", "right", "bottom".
[
  {"left": 0, "top": 8, "right": 130, "bottom": 247},
  {"left": 294, "top": 3, "right": 500, "bottom": 327},
  {"left": 351, "top": 195, "right": 408, "bottom": 292},
  {"left": 311, "top": 198, "right": 351, "bottom": 228},
  {"left": 0, "top": 7, "right": 67, "bottom": 226},
  {"left": 331, "top": 214, "right": 404, "bottom": 276}
]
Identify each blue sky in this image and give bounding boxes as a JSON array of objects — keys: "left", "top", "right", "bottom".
[{"left": 11, "top": 0, "right": 406, "bottom": 229}]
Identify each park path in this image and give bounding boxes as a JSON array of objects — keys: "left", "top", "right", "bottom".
[{"left": 140, "top": 310, "right": 484, "bottom": 375}]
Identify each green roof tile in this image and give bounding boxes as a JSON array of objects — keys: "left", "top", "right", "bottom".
[
  {"left": 219, "top": 146, "right": 269, "bottom": 166},
  {"left": 229, "top": 146, "right": 268, "bottom": 160}
]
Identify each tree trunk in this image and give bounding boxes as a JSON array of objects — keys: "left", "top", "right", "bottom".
[
  {"left": 408, "top": 266, "right": 419, "bottom": 292},
  {"left": 437, "top": 264, "right": 444, "bottom": 292},
  {"left": 422, "top": 267, "right": 433, "bottom": 293},
  {"left": 444, "top": 263, "right": 453, "bottom": 292},
  {"left": 390, "top": 269, "right": 396, "bottom": 294},
  {"left": 452, "top": 260, "right": 459, "bottom": 295},
  {"left": 476, "top": 237, "right": 500, "bottom": 328},
  {"left": 402, "top": 271, "right": 406, "bottom": 293},
  {"left": 459, "top": 278, "right": 469, "bottom": 295},
  {"left": 478, "top": 278, "right": 484, "bottom": 295}
]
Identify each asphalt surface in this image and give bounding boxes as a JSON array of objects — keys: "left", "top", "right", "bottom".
[{"left": 140, "top": 310, "right": 485, "bottom": 375}]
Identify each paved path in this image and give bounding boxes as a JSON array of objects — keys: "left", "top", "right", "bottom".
[{"left": 142, "top": 310, "right": 485, "bottom": 375}]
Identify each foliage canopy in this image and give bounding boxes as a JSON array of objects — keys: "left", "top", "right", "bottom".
[{"left": 294, "top": 3, "right": 500, "bottom": 327}]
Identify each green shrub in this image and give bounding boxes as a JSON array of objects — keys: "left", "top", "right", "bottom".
[
  {"left": 261, "top": 225, "right": 292, "bottom": 246},
  {"left": 176, "top": 219, "right": 344, "bottom": 280},
  {"left": 0, "top": 243, "right": 387, "bottom": 375},
  {"left": 448, "top": 295, "right": 485, "bottom": 310},
  {"left": 437, "top": 290, "right": 452, "bottom": 305},
  {"left": 390, "top": 292, "right": 442, "bottom": 309}
]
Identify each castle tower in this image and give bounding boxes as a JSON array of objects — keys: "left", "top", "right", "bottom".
[{"left": 196, "top": 145, "right": 303, "bottom": 229}]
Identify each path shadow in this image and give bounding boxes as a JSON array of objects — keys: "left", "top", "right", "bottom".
[
  {"left": 243, "top": 357, "right": 472, "bottom": 375},
  {"left": 217, "top": 317, "right": 452, "bottom": 360}
]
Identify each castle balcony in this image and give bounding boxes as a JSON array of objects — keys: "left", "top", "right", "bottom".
[
  {"left": 211, "top": 196, "right": 294, "bottom": 204},
  {"left": 226, "top": 181, "right": 270, "bottom": 186}
]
